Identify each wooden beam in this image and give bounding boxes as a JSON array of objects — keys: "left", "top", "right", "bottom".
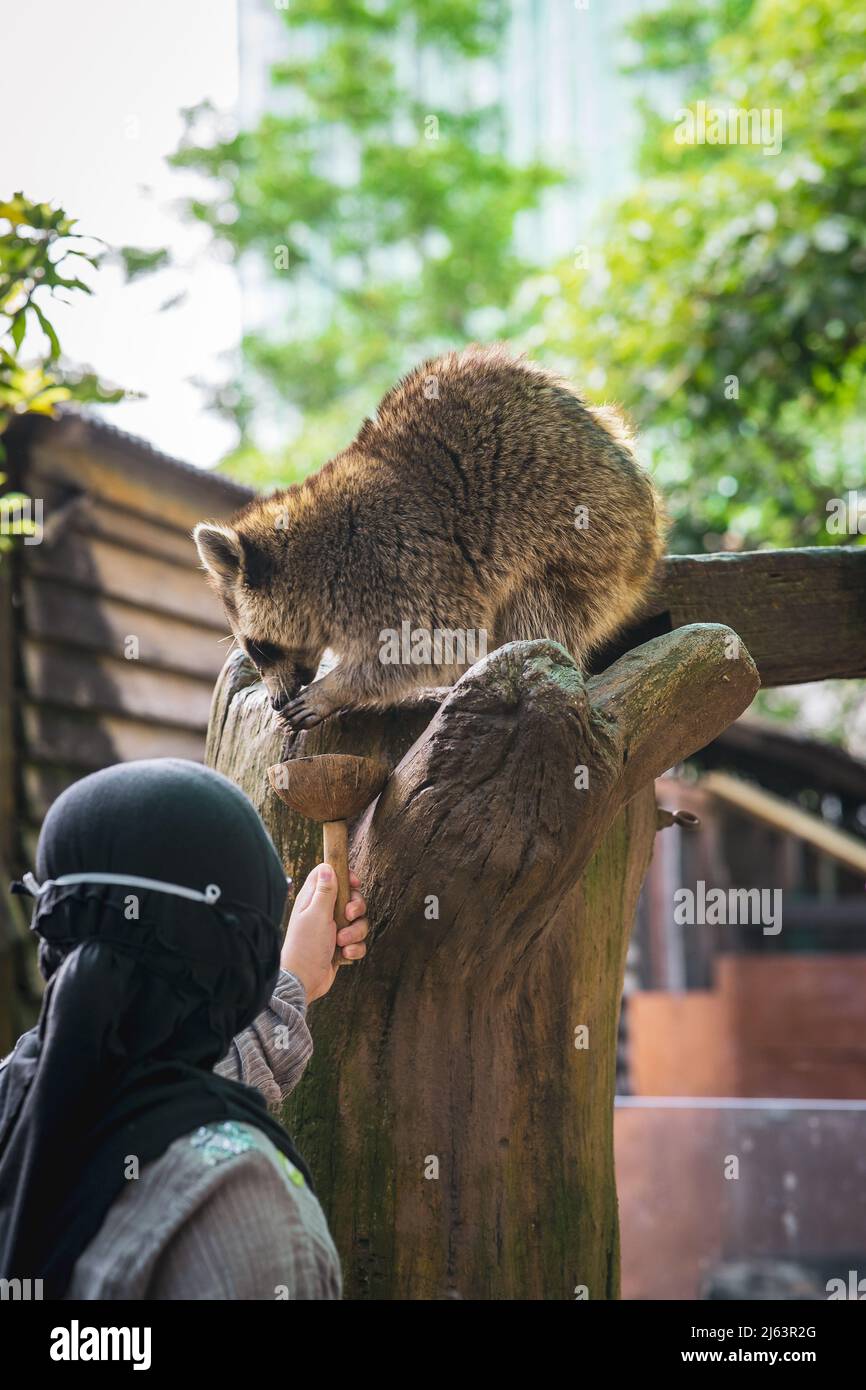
[
  {"left": 591, "top": 546, "right": 866, "bottom": 687},
  {"left": 700, "top": 770, "right": 866, "bottom": 876}
]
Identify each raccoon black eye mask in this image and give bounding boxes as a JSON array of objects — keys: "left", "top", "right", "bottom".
[
  {"left": 195, "top": 343, "right": 667, "bottom": 731},
  {"left": 247, "top": 638, "right": 284, "bottom": 669}
]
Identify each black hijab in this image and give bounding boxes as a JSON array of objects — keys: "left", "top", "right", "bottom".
[{"left": 0, "top": 757, "right": 313, "bottom": 1299}]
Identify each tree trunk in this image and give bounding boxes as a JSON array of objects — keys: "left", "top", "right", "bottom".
[{"left": 207, "top": 627, "right": 759, "bottom": 1299}]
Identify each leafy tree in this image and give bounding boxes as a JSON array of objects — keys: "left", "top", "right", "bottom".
[
  {"left": 168, "top": 0, "right": 562, "bottom": 483},
  {"left": 0, "top": 194, "right": 123, "bottom": 552},
  {"left": 534, "top": 0, "right": 866, "bottom": 553}
]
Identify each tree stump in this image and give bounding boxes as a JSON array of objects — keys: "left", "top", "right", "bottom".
[{"left": 207, "top": 625, "right": 759, "bottom": 1299}]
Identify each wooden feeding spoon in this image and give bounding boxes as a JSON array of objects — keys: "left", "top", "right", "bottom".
[{"left": 267, "top": 754, "right": 390, "bottom": 966}]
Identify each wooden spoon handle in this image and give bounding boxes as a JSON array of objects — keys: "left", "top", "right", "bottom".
[{"left": 322, "top": 819, "right": 351, "bottom": 966}]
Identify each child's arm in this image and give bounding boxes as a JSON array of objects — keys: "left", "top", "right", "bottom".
[
  {"left": 213, "top": 970, "right": 313, "bottom": 1104},
  {"left": 213, "top": 865, "right": 369, "bottom": 1105}
]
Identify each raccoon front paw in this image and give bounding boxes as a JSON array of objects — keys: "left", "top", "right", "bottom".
[{"left": 280, "top": 682, "right": 345, "bottom": 731}]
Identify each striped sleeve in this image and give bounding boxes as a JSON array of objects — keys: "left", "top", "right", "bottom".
[{"left": 213, "top": 970, "right": 313, "bottom": 1105}]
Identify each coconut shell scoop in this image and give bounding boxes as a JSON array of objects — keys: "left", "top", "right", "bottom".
[{"left": 267, "top": 754, "right": 389, "bottom": 966}]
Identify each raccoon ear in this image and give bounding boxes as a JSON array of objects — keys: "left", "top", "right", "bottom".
[{"left": 193, "top": 523, "right": 242, "bottom": 584}]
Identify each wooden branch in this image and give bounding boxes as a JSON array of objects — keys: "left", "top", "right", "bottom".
[
  {"left": 590, "top": 545, "right": 866, "bottom": 686},
  {"left": 358, "top": 627, "right": 759, "bottom": 982},
  {"left": 208, "top": 623, "right": 758, "bottom": 1299},
  {"left": 588, "top": 622, "right": 760, "bottom": 801}
]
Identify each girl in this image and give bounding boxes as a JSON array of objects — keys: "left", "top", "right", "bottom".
[{"left": 0, "top": 758, "right": 368, "bottom": 1299}]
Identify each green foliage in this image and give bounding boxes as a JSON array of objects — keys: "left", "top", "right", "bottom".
[
  {"left": 624, "top": 0, "right": 758, "bottom": 82},
  {"left": 533, "top": 0, "right": 866, "bottom": 553},
  {"left": 116, "top": 244, "right": 172, "bottom": 281},
  {"left": 168, "top": 0, "right": 562, "bottom": 482},
  {"left": 0, "top": 193, "right": 124, "bottom": 554}
]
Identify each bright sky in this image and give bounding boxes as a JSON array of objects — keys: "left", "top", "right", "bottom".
[{"left": 3, "top": 0, "right": 241, "bottom": 467}]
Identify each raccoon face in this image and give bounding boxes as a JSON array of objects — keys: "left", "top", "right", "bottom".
[
  {"left": 238, "top": 634, "right": 319, "bottom": 712},
  {"left": 194, "top": 522, "right": 323, "bottom": 712}
]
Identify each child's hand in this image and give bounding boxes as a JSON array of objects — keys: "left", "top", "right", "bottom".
[{"left": 280, "top": 865, "right": 369, "bottom": 1003}]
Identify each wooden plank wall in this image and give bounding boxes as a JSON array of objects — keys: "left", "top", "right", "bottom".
[{"left": 4, "top": 413, "right": 252, "bottom": 867}]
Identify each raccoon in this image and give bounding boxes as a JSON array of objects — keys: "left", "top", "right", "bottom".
[{"left": 194, "top": 345, "right": 667, "bottom": 731}]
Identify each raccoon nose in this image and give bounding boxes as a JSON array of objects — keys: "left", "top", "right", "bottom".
[{"left": 270, "top": 691, "right": 289, "bottom": 713}]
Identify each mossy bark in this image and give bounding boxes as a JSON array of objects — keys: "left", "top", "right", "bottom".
[{"left": 207, "top": 628, "right": 758, "bottom": 1299}]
